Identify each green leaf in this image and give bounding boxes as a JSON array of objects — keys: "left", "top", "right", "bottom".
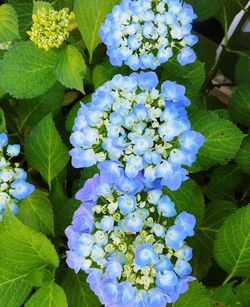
[
  {"left": 235, "top": 51, "right": 250, "bottom": 85},
  {"left": 50, "top": 179, "right": 79, "bottom": 236},
  {"left": 190, "top": 200, "right": 237, "bottom": 280},
  {"left": 0, "top": 271, "right": 32, "bottom": 307},
  {"left": 214, "top": 204, "right": 250, "bottom": 278},
  {"left": 0, "top": 210, "right": 59, "bottom": 270},
  {"left": 201, "top": 201, "right": 238, "bottom": 241},
  {"left": 0, "top": 4, "right": 19, "bottom": 43},
  {"left": 193, "top": 200, "right": 237, "bottom": 258},
  {"left": 54, "top": 0, "right": 74, "bottom": 10},
  {"left": 0, "top": 41, "right": 59, "bottom": 99},
  {"left": 213, "top": 109, "right": 231, "bottom": 121},
  {"left": 0, "top": 87, "right": 5, "bottom": 99},
  {"left": 174, "top": 281, "right": 212, "bottom": 307},
  {"left": 27, "top": 269, "right": 54, "bottom": 287},
  {"left": 24, "top": 114, "right": 69, "bottom": 188},
  {"left": 206, "top": 164, "right": 242, "bottom": 199},
  {"left": 16, "top": 83, "right": 64, "bottom": 133},
  {"left": 194, "top": 34, "right": 217, "bottom": 73},
  {"left": 235, "top": 136, "right": 250, "bottom": 175},
  {"left": 74, "top": 0, "right": 120, "bottom": 62},
  {"left": 93, "top": 59, "right": 130, "bottom": 89},
  {"left": 188, "top": 0, "right": 227, "bottom": 21},
  {"left": 189, "top": 237, "right": 212, "bottom": 280},
  {"left": 25, "top": 282, "right": 67, "bottom": 307},
  {"left": 17, "top": 189, "right": 54, "bottom": 236},
  {"left": 9, "top": 0, "right": 33, "bottom": 38},
  {"left": 210, "top": 283, "right": 237, "bottom": 306},
  {"left": 236, "top": 283, "right": 250, "bottom": 307},
  {"left": 229, "top": 84, "right": 250, "bottom": 126},
  {"left": 61, "top": 270, "right": 101, "bottom": 307},
  {"left": 0, "top": 211, "right": 59, "bottom": 306},
  {"left": 164, "top": 179, "right": 205, "bottom": 226},
  {"left": 190, "top": 111, "right": 245, "bottom": 171},
  {"left": 0, "top": 107, "right": 6, "bottom": 133},
  {"left": 55, "top": 45, "right": 86, "bottom": 93}
]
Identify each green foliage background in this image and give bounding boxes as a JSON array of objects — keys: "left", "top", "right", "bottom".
[{"left": 0, "top": 0, "right": 250, "bottom": 306}]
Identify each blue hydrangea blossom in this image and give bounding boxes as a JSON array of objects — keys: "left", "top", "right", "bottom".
[
  {"left": 65, "top": 174, "right": 196, "bottom": 306},
  {"left": 70, "top": 72, "right": 204, "bottom": 191},
  {"left": 99, "top": 0, "right": 198, "bottom": 70},
  {"left": 0, "top": 133, "right": 35, "bottom": 220}
]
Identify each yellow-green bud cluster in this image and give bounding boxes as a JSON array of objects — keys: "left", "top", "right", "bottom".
[{"left": 27, "top": 7, "right": 75, "bottom": 50}]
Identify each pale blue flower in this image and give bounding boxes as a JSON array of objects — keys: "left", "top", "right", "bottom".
[
  {"left": 135, "top": 243, "right": 158, "bottom": 266},
  {"left": 118, "top": 194, "right": 137, "bottom": 215},
  {"left": 156, "top": 270, "right": 178, "bottom": 290},
  {"left": 165, "top": 225, "right": 186, "bottom": 251},
  {"left": 174, "top": 259, "right": 192, "bottom": 277},
  {"left": 157, "top": 195, "right": 176, "bottom": 217},
  {"left": 175, "top": 211, "right": 196, "bottom": 236},
  {"left": 0, "top": 133, "right": 8, "bottom": 150},
  {"left": 125, "top": 211, "right": 144, "bottom": 232},
  {"left": 10, "top": 179, "right": 35, "bottom": 200},
  {"left": 6, "top": 144, "right": 20, "bottom": 157}
]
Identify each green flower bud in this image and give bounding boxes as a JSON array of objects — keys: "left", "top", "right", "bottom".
[
  {"left": 105, "top": 244, "right": 115, "bottom": 253},
  {"left": 146, "top": 234, "right": 155, "bottom": 243},
  {"left": 140, "top": 230, "right": 148, "bottom": 239},
  {"left": 113, "top": 212, "right": 121, "bottom": 222},
  {"left": 27, "top": 7, "right": 75, "bottom": 50},
  {"left": 118, "top": 242, "right": 127, "bottom": 253},
  {"left": 145, "top": 217, "right": 154, "bottom": 227}
]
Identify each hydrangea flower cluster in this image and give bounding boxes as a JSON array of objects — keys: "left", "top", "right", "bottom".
[
  {"left": 67, "top": 1, "right": 204, "bottom": 304},
  {"left": 99, "top": 0, "right": 198, "bottom": 70},
  {"left": 70, "top": 72, "right": 204, "bottom": 191},
  {"left": 66, "top": 173, "right": 196, "bottom": 306},
  {"left": 0, "top": 133, "right": 35, "bottom": 221},
  {"left": 27, "top": 7, "right": 75, "bottom": 50}
]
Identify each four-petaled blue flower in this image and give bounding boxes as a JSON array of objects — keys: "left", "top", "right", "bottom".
[{"left": 135, "top": 243, "right": 158, "bottom": 266}]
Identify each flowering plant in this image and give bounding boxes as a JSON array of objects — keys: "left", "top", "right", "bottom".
[
  {"left": 100, "top": 0, "right": 198, "bottom": 70},
  {"left": 66, "top": 174, "right": 196, "bottom": 306},
  {"left": 0, "top": 133, "right": 34, "bottom": 220},
  {"left": 70, "top": 72, "right": 204, "bottom": 191},
  {"left": 0, "top": 0, "right": 248, "bottom": 306}
]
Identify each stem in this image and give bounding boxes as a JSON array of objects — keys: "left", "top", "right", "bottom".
[
  {"left": 222, "top": 273, "right": 233, "bottom": 285},
  {"left": 157, "top": 213, "right": 162, "bottom": 223},
  {"left": 241, "top": 185, "right": 250, "bottom": 201},
  {"left": 48, "top": 180, "right": 52, "bottom": 192},
  {"left": 225, "top": 47, "right": 250, "bottom": 57},
  {"left": 236, "top": 0, "right": 248, "bottom": 11},
  {"left": 240, "top": 277, "right": 249, "bottom": 285}
]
